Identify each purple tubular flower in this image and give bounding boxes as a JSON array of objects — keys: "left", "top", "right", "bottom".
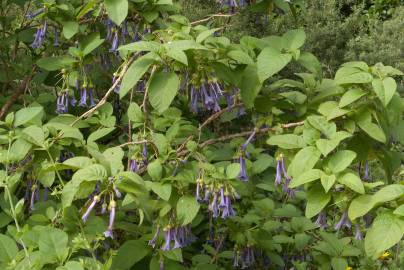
[
  {"left": 196, "top": 179, "right": 203, "bottom": 202},
  {"left": 363, "top": 214, "right": 373, "bottom": 228},
  {"left": 203, "top": 187, "right": 210, "bottom": 203},
  {"left": 280, "top": 155, "right": 290, "bottom": 180},
  {"left": 173, "top": 229, "right": 182, "bottom": 249},
  {"left": 112, "top": 74, "right": 120, "bottom": 93},
  {"left": 114, "top": 187, "right": 122, "bottom": 198},
  {"left": 334, "top": 211, "right": 351, "bottom": 230},
  {"left": 89, "top": 89, "right": 96, "bottom": 107},
  {"left": 233, "top": 250, "right": 240, "bottom": 267},
  {"left": 26, "top": 8, "right": 45, "bottom": 19},
  {"left": 275, "top": 158, "right": 282, "bottom": 185},
  {"left": 104, "top": 201, "right": 116, "bottom": 239},
  {"left": 209, "top": 191, "right": 219, "bottom": 218},
  {"left": 315, "top": 211, "right": 328, "bottom": 229},
  {"left": 282, "top": 178, "right": 295, "bottom": 199},
  {"left": 161, "top": 228, "right": 172, "bottom": 251},
  {"left": 31, "top": 21, "right": 47, "bottom": 49},
  {"left": 142, "top": 143, "right": 148, "bottom": 165},
  {"left": 221, "top": 195, "right": 236, "bottom": 219},
  {"left": 189, "top": 86, "right": 199, "bottom": 113},
  {"left": 354, "top": 224, "right": 363, "bottom": 240},
  {"left": 105, "top": 20, "right": 114, "bottom": 41},
  {"left": 129, "top": 159, "right": 138, "bottom": 172},
  {"left": 30, "top": 184, "right": 37, "bottom": 211},
  {"left": 238, "top": 156, "right": 248, "bottom": 181},
  {"left": 219, "top": 187, "right": 226, "bottom": 208},
  {"left": 109, "top": 30, "right": 119, "bottom": 52},
  {"left": 82, "top": 195, "right": 100, "bottom": 223},
  {"left": 53, "top": 28, "right": 59, "bottom": 47},
  {"left": 148, "top": 226, "right": 160, "bottom": 248},
  {"left": 160, "top": 261, "right": 164, "bottom": 270},
  {"left": 79, "top": 88, "right": 88, "bottom": 107}
]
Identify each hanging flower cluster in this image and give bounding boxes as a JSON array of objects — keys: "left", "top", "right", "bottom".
[
  {"left": 188, "top": 75, "right": 224, "bottom": 113},
  {"left": 148, "top": 225, "right": 196, "bottom": 251},
  {"left": 274, "top": 154, "right": 295, "bottom": 198},
  {"left": 233, "top": 246, "right": 258, "bottom": 268}
]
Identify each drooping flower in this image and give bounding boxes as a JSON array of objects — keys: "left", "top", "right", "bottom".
[
  {"left": 104, "top": 200, "right": 116, "bottom": 239},
  {"left": 30, "top": 184, "right": 38, "bottom": 211},
  {"left": 221, "top": 195, "right": 236, "bottom": 219},
  {"left": 161, "top": 227, "right": 173, "bottom": 251},
  {"left": 238, "top": 155, "right": 248, "bottom": 181},
  {"left": 315, "top": 211, "right": 328, "bottom": 229},
  {"left": 218, "top": 187, "right": 226, "bottom": 208},
  {"left": 282, "top": 177, "right": 296, "bottom": 199},
  {"left": 56, "top": 92, "right": 69, "bottom": 114},
  {"left": 109, "top": 29, "right": 119, "bottom": 52},
  {"left": 334, "top": 211, "right": 351, "bottom": 230},
  {"left": 233, "top": 250, "right": 240, "bottom": 267},
  {"left": 363, "top": 214, "right": 373, "bottom": 228},
  {"left": 82, "top": 195, "right": 100, "bottom": 223},
  {"left": 275, "top": 157, "right": 282, "bottom": 185},
  {"left": 195, "top": 178, "right": 203, "bottom": 202},
  {"left": 112, "top": 73, "right": 121, "bottom": 93},
  {"left": 354, "top": 224, "right": 363, "bottom": 240},
  {"left": 88, "top": 88, "right": 96, "bottom": 107},
  {"left": 142, "top": 143, "right": 148, "bottom": 165},
  {"left": 208, "top": 191, "right": 219, "bottom": 218},
  {"left": 31, "top": 21, "right": 48, "bottom": 49},
  {"left": 79, "top": 87, "right": 88, "bottom": 107},
  {"left": 148, "top": 226, "right": 160, "bottom": 248},
  {"left": 129, "top": 159, "right": 139, "bottom": 173},
  {"left": 363, "top": 160, "right": 371, "bottom": 181}
]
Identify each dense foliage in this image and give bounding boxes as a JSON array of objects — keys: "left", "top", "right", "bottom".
[{"left": 0, "top": 1, "right": 403, "bottom": 270}]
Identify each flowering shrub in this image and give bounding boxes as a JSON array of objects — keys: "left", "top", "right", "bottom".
[{"left": 0, "top": 0, "right": 403, "bottom": 270}]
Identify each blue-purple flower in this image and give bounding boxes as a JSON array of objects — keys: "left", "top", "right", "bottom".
[
  {"left": 334, "top": 211, "right": 351, "bottom": 230},
  {"left": 129, "top": 159, "right": 139, "bottom": 172},
  {"left": 363, "top": 160, "right": 371, "bottom": 181},
  {"left": 82, "top": 195, "right": 100, "bottom": 223},
  {"left": 354, "top": 224, "right": 363, "bottom": 240},
  {"left": 31, "top": 21, "right": 48, "bottom": 49},
  {"left": 238, "top": 155, "right": 248, "bottom": 181},
  {"left": 79, "top": 87, "right": 88, "bottom": 107},
  {"left": 142, "top": 143, "right": 148, "bottom": 165},
  {"left": 148, "top": 226, "right": 160, "bottom": 248},
  {"left": 314, "top": 211, "right": 328, "bottom": 229},
  {"left": 104, "top": 200, "right": 116, "bottom": 239},
  {"left": 56, "top": 91, "right": 69, "bottom": 114}
]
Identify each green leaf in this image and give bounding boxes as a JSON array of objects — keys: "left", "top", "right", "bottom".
[
  {"left": 36, "top": 56, "right": 76, "bottom": 71},
  {"left": 0, "top": 234, "right": 18, "bottom": 263},
  {"left": 38, "top": 228, "right": 69, "bottom": 263},
  {"left": 227, "top": 50, "right": 254, "bottom": 65},
  {"left": 38, "top": 168, "right": 55, "bottom": 187},
  {"left": 297, "top": 52, "right": 322, "bottom": 78},
  {"left": 115, "top": 171, "right": 147, "bottom": 198},
  {"left": 307, "top": 116, "right": 336, "bottom": 138},
  {"left": 196, "top": 28, "right": 220, "bottom": 43},
  {"left": 316, "top": 139, "right": 339, "bottom": 157},
  {"left": 14, "top": 107, "right": 43, "bottom": 127},
  {"left": 372, "top": 77, "right": 397, "bottom": 107},
  {"left": 239, "top": 64, "right": 262, "bottom": 108},
  {"left": 393, "top": 205, "right": 404, "bottom": 216},
  {"left": 365, "top": 212, "right": 404, "bottom": 258},
  {"left": 339, "top": 88, "right": 366, "bottom": 108},
  {"left": 289, "top": 169, "right": 323, "bottom": 188},
  {"left": 305, "top": 185, "right": 331, "bottom": 218},
  {"left": 166, "top": 48, "right": 188, "bottom": 65},
  {"left": 331, "top": 258, "right": 348, "bottom": 270},
  {"left": 283, "top": 29, "right": 306, "bottom": 51},
  {"left": 267, "top": 134, "right": 306, "bottom": 149},
  {"left": 288, "top": 146, "right": 321, "bottom": 178},
  {"left": 335, "top": 67, "right": 372, "bottom": 85},
  {"left": 119, "top": 41, "right": 161, "bottom": 52},
  {"left": 63, "top": 156, "right": 93, "bottom": 169},
  {"left": 105, "top": 0, "right": 128, "bottom": 25},
  {"left": 127, "top": 102, "right": 143, "bottom": 122},
  {"left": 80, "top": 33, "right": 105, "bottom": 56},
  {"left": 111, "top": 240, "right": 150, "bottom": 270},
  {"left": 356, "top": 120, "right": 386, "bottom": 143},
  {"left": 327, "top": 150, "right": 357, "bottom": 173},
  {"left": 22, "top": 126, "right": 45, "bottom": 146},
  {"left": 147, "top": 182, "right": 171, "bottom": 201},
  {"left": 257, "top": 47, "right": 292, "bottom": 83},
  {"left": 338, "top": 172, "right": 364, "bottom": 194},
  {"left": 62, "top": 21, "right": 79, "bottom": 39},
  {"left": 147, "top": 159, "right": 163, "bottom": 181},
  {"left": 320, "top": 174, "right": 336, "bottom": 193},
  {"left": 348, "top": 195, "right": 374, "bottom": 220},
  {"left": 87, "top": 127, "right": 115, "bottom": 142},
  {"left": 148, "top": 71, "right": 180, "bottom": 114},
  {"left": 8, "top": 139, "right": 32, "bottom": 162},
  {"left": 72, "top": 164, "right": 108, "bottom": 182},
  {"left": 177, "top": 196, "right": 200, "bottom": 225},
  {"left": 120, "top": 54, "right": 154, "bottom": 99},
  {"left": 226, "top": 163, "right": 241, "bottom": 179}
]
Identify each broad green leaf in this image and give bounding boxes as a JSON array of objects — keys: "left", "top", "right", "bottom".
[
  {"left": 103, "top": 147, "right": 124, "bottom": 175},
  {"left": 267, "top": 134, "right": 306, "bottom": 149},
  {"left": 120, "top": 54, "right": 155, "bottom": 99},
  {"left": 335, "top": 67, "right": 372, "bottom": 85},
  {"left": 119, "top": 41, "right": 161, "bottom": 52},
  {"left": 283, "top": 29, "right": 306, "bottom": 51},
  {"left": 111, "top": 240, "right": 150, "bottom": 270},
  {"left": 166, "top": 48, "right": 188, "bottom": 65},
  {"left": 196, "top": 28, "right": 220, "bottom": 43},
  {"left": 239, "top": 64, "right": 262, "bottom": 108},
  {"left": 62, "top": 21, "right": 79, "bottom": 39},
  {"left": 337, "top": 172, "right": 364, "bottom": 194},
  {"left": 348, "top": 195, "right": 374, "bottom": 220},
  {"left": 8, "top": 139, "right": 31, "bottom": 162},
  {"left": 288, "top": 146, "right": 321, "bottom": 178},
  {"left": 226, "top": 163, "right": 241, "bottom": 179},
  {"left": 63, "top": 156, "right": 93, "bottom": 169},
  {"left": 297, "top": 52, "right": 322, "bottom": 78},
  {"left": 105, "top": 0, "right": 128, "bottom": 25},
  {"left": 320, "top": 174, "right": 336, "bottom": 193},
  {"left": 227, "top": 50, "right": 254, "bottom": 65},
  {"left": 36, "top": 56, "right": 76, "bottom": 71},
  {"left": 148, "top": 72, "right": 180, "bottom": 113},
  {"left": 339, "top": 88, "right": 366, "bottom": 108},
  {"left": 307, "top": 116, "right": 336, "bottom": 138},
  {"left": 372, "top": 184, "right": 404, "bottom": 204},
  {"left": 115, "top": 171, "right": 147, "bottom": 198},
  {"left": 38, "top": 168, "right": 55, "bottom": 187},
  {"left": 289, "top": 169, "right": 323, "bottom": 188},
  {"left": 257, "top": 47, "right": 292, "bottom": 83},
  {"left": 127, "top": 102, "right": 143, "bottom": 122},
  {"left": 305, "top": 185, "right": 331, "bottom": 218},
  {"left": 0, "top": 234, "right": 18, "bottom": 263},
  {"left": 327, "top": 150, "right": 357, "bottom": 173},
  {"left": 14, "top": 107, "right": 43, "bottom": 127},
  {"left": 87, "top": 127, "right": 115, "bottom": 142},
  {"left": 177, "top": 196, "right": 200, "bottom": 225},
  {"left": 365, "top": 212, "right": 404, "bottom": 258},
  {"left": 147, "top": 160, "right": 163, "bottom": 181},
  {"left": 331, "top": 258, "right": 348, "bottom": 270},
  {"left": 79, "top": 33, "right": 105, "bottom": 56},
  {"left": 22, "top": 125, "right": 45, "bottom": 146},
  {"left": 372, "top": 77, "right": 397, "bottom": 107},
  {"left": 166, "top": 40, "right": 206, "bottom": 51},
  {"left": 357, "top": 120, "right": 386, "bottom": 143},
  {"left": 393, "top": 205, "right": 404, "bottom": 216},
  {"left": 72, "top": 164, "right": 108, "bottom": 182},
  {"left": 147, "top": 182, "right": 171, "bottom": 201},
  {"left": 38, "top": 228, "right": 69, "bottom": 262},
  {"left": 315, "top": 139, "right": 339, "bottom": 157}
]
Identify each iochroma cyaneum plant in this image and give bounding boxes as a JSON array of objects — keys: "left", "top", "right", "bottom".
[{"left": 0, "top": 1, "right": 403, "bottom": 270}]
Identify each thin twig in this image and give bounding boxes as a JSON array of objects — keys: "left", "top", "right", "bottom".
[{"left": 190, "top": 13, "right": 236, "bottom": 25}]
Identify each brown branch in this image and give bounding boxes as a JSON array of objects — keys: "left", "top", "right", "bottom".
[
  {"left": 190, "top": 13, "right": 236, "bottom": 25},
  {"left": 0, "top": 74, "right": 33, "bottom": 120}
]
